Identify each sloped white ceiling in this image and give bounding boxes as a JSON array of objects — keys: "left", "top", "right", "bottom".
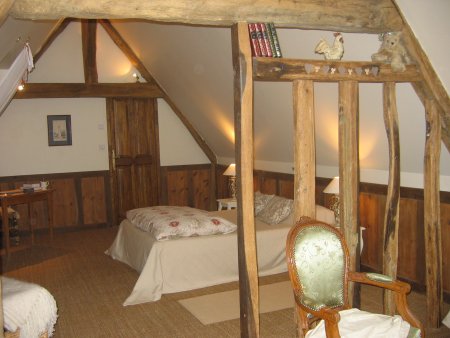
[{"left": 0, "top": 1, "right": 449, "bottom": 189}]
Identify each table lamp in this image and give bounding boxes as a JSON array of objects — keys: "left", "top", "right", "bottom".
[
  {"left": 223, "top": 163, "right": 236, "bottom": 199},
  {"left": 324, "top": 176, "right": 340, "bottom": 226}
]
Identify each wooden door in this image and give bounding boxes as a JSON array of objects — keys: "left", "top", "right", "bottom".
[{"left": 107, "top": 98, "right": 160, "bottom": 225}]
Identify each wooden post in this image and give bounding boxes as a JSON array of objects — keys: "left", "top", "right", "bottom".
[
  {"left": 293, "top": 80, "right": 316, "bottom": 221},
  {"left": 424, "top": 98, "right": 443, "bottom": 328},
  {"left": 338, "top": 80, "right": 360, "bottom": 307},
  {"left": 292, "top": 79, "right": 316, "bottom": 338},
  {"left": 81, "top": 19, "right": 98, "bottom": 84},
  {"left": 232, "top": 22, "right": 259, "bottom": 338},
  {"left": 382, "top": 82, "right": 400, "bottom": 315}
]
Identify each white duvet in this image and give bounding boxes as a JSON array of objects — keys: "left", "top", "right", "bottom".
[{"left": 106, "top": 207, "right": 335, "bottom": 306}]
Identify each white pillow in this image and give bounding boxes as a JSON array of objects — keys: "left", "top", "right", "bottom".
[
  {"left": 254, "top": 191, "right": 274, "bottom": 215},
  {"left": 256, "top": 195, "right": 293, "bottom": 225},
  {"left": 127, "top": 206, "right": 237, "bottom": 241}
]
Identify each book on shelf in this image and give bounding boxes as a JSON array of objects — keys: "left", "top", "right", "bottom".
[
  {"left": 248, "top": 23, "right": 262, "bottom": 57},
  {"left": 247, "top": 22, "right": 282, "bottom": 58},
  {"left": 257, "top": 23, "right": 273, "bottom": 57},
  {"left": 267, "top": 22, "right": 282, "bottom": 58}
]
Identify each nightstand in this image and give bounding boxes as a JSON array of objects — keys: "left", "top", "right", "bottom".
[{"left": 217, "top": 198, "right": 237, "bottom": 210}]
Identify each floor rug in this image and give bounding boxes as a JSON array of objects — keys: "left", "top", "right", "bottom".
[{"left": 178, "top": 281, "right": 294, "bottom": 325}]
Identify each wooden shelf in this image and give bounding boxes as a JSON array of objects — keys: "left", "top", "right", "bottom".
[{"left": 252, "top": 57, "right": 422, "bottom": 83}]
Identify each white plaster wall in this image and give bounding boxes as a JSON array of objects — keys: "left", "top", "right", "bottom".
[
  {"left": 158, "top": 99, "right": 210, "bottom": 166},
  {"left": 0, "top": 98, "right": 108, "bottom": 175},
  {"left": 0, "top": 21, "right": 210, "bottom": 177}
]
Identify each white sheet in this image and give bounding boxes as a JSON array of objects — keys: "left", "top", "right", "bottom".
[{"left": 106, "top": 207, "right": 335, "bottom": 306}]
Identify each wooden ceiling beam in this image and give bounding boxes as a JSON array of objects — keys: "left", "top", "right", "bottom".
[
  {"left": 34, "top": 18, "right": 72, "bottom": 64},
  {"left": 390, "top": 1, "right": 450, "bottom": 153},
  {"left": 99, "top": 19, "right": 217, "bottom": 164},
  {"left": 98, "top": 20, "right": 156, "bottom": 85},
  {"left": 14, "top": 83, "right": 164, "bottom": 98},
  {"left": 0, "top": 0, "right": 15, "bottom": 27},
  {"left": 11, "top": 0, "right": 402, "bottom": 33},
  {"left": 81, "top": 19, "right": 98, "bottom": 84}
]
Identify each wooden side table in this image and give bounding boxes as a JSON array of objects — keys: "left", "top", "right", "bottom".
[
  {"left": 0, "top": 189, "right": 54, "bottom": 256},
  {"left": 217, "top": 198, "right": 237, "bottom": 210}
]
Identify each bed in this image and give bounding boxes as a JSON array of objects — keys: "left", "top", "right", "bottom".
[{"left": 106, "top": 194, "right": 335, "bottom": 306}]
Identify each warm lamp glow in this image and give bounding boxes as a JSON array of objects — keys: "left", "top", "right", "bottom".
[
  {"left": 223, "top": 164, "right": 236, "bottom": 199},
  {"left": 17, "top": 84, "right": 24, "bottom": 91},
  {"left": 223, "top": 163, "right": 236, "bottom": 176},
  {"left": 323, "top": 176, "right": 339, "bottom": 194}
]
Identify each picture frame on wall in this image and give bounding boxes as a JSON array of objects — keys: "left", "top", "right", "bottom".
[{"left": 47, "top": 115, "right": 72, "bottom": 146}]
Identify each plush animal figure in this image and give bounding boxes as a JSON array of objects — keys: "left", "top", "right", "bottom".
[
  {"left": 371, "top": 32, "right": 411, "bottom": 72},
  {"left": 315, "top": 32, "right": 344, "bottom": 60}
]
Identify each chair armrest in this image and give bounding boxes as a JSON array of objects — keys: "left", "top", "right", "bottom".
[
  {"left": 348, "top": 271, "right": 423, "bottom": 334},
  {"left": 348, "top": 271, "right": 411, "bottom": 294}
]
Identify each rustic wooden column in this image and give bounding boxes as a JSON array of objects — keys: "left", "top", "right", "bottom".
[
  {"left": 338, "top": 80, "right": 360, "bottom": 306},
  {"left": 292, "top": 79, "right": 316, "bottom": 338},
  {"left": 424, "top": 98, "right": 443, "bottom": 328},
  {"left": 232, "top": 22, "right": 259, "bottom": 338},
  {"left": 382, "top": 82, "right": 400, "bottom": 315},
  {"left": 293, "top": 80, "right": 316, "bottom": 221},
  {"left": 81, "top": 19, "right": 98, "bottom": 84}
]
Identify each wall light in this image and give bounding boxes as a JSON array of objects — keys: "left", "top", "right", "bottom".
[{"left": 132, "top": 72, "right": 140, "bottom": 83}]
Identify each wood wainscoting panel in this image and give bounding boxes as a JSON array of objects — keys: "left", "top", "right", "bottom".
[
  {"left": 191, "top": 168, "right": 211, "bottom": 211},
  {"left": 0, "top": 171, "right": 110, "bottom": 230},
  {"left": 81, "top": 176, "right": 107, "bottom": 225},
  {"left": 161, "top": 164, "right": 213, "bottom": 209},
  {"left": 397, "top": 198, "right": 425, "bottom": 285},
  {"left": 359, "top": 192, "right": 385, "bottom": 271},
  {"left": 166, "top": 170, "right": 189, "bottom": 206}
]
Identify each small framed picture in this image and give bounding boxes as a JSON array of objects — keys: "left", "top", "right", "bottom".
[{"left": 47, "top": 115, "right": 72, "bottom": 146}]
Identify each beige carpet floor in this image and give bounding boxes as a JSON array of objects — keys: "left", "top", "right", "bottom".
[
  {"left": 2, "top": 226, "right": 450, "bottom": 338},
  {"left": 178, "top": 281, "right": 294, "bottom": 325}
]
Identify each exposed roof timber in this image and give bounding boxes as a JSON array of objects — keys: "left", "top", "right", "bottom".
[
  {"left": 14, "top": 83, "right": 164, "bottom": 98},
  {"left": 10, "top": 0, "right": 402, "bottom": 33},
  {"left": 34, "top": 18, "right": 72, "bottom": 63},
  {"left": 99, "top": 20, "right": 217, "bottom": 164},
  {"left": 0, "top": 0, "right": 15, "bottom": 27},
  {"left": 81, "top": 19, "right": 98, "bottom": 84},
  {"left": 391, "top": 2, "right": 450, "bottom": 152}
]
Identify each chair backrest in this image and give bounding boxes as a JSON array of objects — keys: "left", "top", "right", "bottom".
[{"left": 286, "top": 217, "right": 349, "bottom": 312}]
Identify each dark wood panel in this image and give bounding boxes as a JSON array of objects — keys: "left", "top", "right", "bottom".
[
  {"left": 0, "top": 171, "right": 110, "bottom": 230},
  {"left": 81, "top": 176, "right": 107, "bottom": 225},
  {"left": 166, "top": 170, "right": 189, "bottom": 206},
  {"left": 192, "top": 168, "right": 211, "bottom": 210}
]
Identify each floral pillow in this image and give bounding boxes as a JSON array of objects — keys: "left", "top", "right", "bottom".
[
  {"left": 126, "top": 206, "right": 237, "bottom": 241},
  {"left": 256, "top": 195, "right": 293, "bottom": 225},
  {"left": 254, "top": 191, "right": 274, "bottom": 215}
]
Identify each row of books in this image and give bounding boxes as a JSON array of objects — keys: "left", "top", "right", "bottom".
[{"left": 248, "top": 23, "right": 282, "bottom": 58}]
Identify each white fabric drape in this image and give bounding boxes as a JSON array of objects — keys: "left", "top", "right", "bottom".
[{"left": 0, "top": 43, "right": 34, "bottom": 116}]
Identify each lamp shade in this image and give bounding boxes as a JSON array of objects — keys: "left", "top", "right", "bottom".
[
  {"left": 323, "top": 176, "right": 339, "bottom": 194},
  {"left": 223, "top": 163, "right": 236, "bottom": 176}
]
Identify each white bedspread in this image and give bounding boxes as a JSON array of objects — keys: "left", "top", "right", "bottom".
[
  {"left": 106, "top": 207, "right": 335, "bottom": 306},
  {"left": 2, "top": 277, "right": 58, "bottom": 337}
]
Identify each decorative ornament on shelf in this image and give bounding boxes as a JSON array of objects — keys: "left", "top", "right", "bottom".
[
  {"left": 323, "top": 176, "right": 340, "bottom": 226},
  {"left": 371, "top": 32, "right": 411, "bottom": 72},
  {"left": 223, "top": 163, "right": 236, "bottom": 199},
  {"left": 314, "top": 32, "right": 344, "bottom": 60}
]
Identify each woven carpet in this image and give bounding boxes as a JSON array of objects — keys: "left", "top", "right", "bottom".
[{"left": 178, "top": 281, "right": 294, "bottom": 325}]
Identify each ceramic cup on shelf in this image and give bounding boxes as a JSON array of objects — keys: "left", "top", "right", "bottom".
[{"left": 40, "top": 181, "right": 49, "bottom": 190}]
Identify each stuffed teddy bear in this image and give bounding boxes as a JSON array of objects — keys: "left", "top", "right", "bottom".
[{"left": 371, "top": 32, "right": 411, "bottom": 72}]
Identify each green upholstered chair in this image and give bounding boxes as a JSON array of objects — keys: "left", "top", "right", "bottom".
[{"left": 285, "top": 217, "right": 423, "bottom": 338}]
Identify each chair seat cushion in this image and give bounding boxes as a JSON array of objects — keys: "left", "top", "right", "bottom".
[{"left": 305, "top": 308, "right": 412, "bottom": 338}]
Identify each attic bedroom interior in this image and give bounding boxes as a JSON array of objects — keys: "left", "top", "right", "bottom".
[{"left": 0, "top": 0, "right": 449, "bottom": 337}]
